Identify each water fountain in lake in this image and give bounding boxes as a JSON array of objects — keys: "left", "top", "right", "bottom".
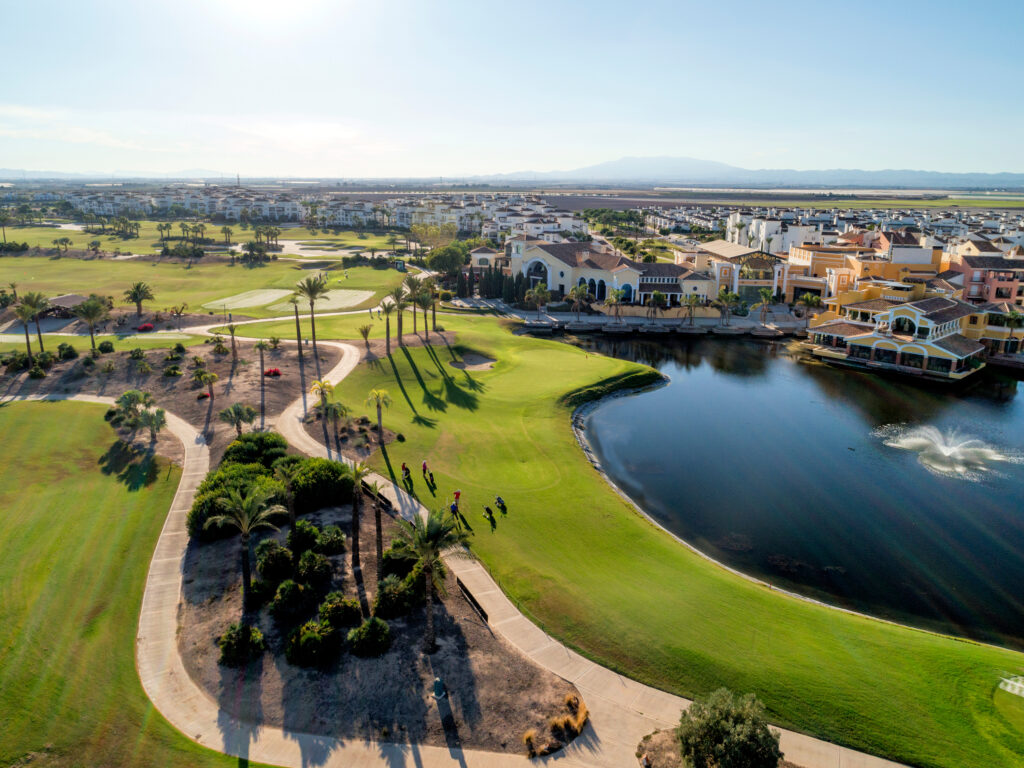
[{"left": 881, "top": 425, "right": 1017, "bottom": 478}]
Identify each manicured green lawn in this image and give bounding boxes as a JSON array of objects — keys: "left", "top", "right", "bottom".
[
  {"left": 326, "top": 315, "right": 1024, "bottom": 768},
  {"left": 275, "top": 227, "right": 398, "bottom": 251},
  {"left": 0, "top": 401, "right": 254, "bottom": 768},
  {"left": 228, "top": 304, "right": 447, "bottom": 342},
  {"left": 0, "top": 256, "right": 405, "bottom": 318}
]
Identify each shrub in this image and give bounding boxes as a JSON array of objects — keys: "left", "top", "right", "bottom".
[
  {"left": 381, "top": 540, "right": 417, "bottom": 580},
  {"left": 191, "top": 355, "right": 205, "bottom": 367},
  {"left": 319, "top": 592, "right": 361, "bottom": 630},
  {"left": 163, "top": 352, "right": 182, "bottom": 362},
  {"left": 221, "top": 431, "right": 289, "bottom": 468},
  {"left": 137, "top": 323, "right": 154, "bottom": 332},
  {"left": 218, "top": 622, "right": 265, "bottom": 667},
  {"left": 263, "top": 367, "right": 282, "bottom": 377},
  {"left": 28, "top": 366, "right": 46, "bottom": 379},
  {"left": 2, "top": 350, "right": 30, "bottom": 372},
  {"left": 255, "top": 539, "right": 293, "bottom": 585},
  {"left": 128, "top": 347, "right": 145, "bottom": 360},
  {"left": 317, "top": 525, "right": 346, "bottom": 555},
  {"left": 297, "top": 550, "right": 332, "bottom": 591},
  {"left": 187, "top": 462, "right": 272, "bottom": 539},
  {"left": 291, "top": 458, "right": 354, "bottom": 515},
  {"left": 269, "top": 579, "right": 316, "bottom": 624},
  {"left": 523, "top": 729, "right": 538, "bottom": 758},
  {"left": 137, "top": 360, "right": 153, "bottom": 374},
  {"left": 35, "top": 350, "right": 56, "bottom": 370},
  {"left": 249, "top": 578, "right": 276, "bottom": 608},
  {"left": 163, "top": 365, "right": 183, "bottom": 377},
  {"left": 98, "top": 340, "right": 115, "bottom": 353},
  {"left": 285, "top": 620, "right": 337, "bottom": 667},
  {"left": 57, "top": 342, "right": 78, "bottom": 360},
  {"left": 676, "top": 688, "right": 782, "bottom": 768},
  {"left": 101, "top": 361, "right": 115, "bottom": 374},
  {"left": 173, "top": 342, "right": 187, "bottom": 354},
  {"left": 214, "top": 343, "right": 229, "bottom": 355},
  {"left": 272, "top": 454, "right": 304, "bottom": 475},
  {"left": 81, "top": 356, "right": 95, "bottom": 369},
  {"left": 269, "top": 336, "right": 281, "bottom": 349},
  {"left": 347, "top": 616, "right": 391, "bottom": 657},
  {"left": 440, "top": 290, "right": 453, "bottom": 301},
  {"left": 288, "top": 519, "right": 321, "bottom": 558},
  {"left": 372, "top": 561, "right": 426, "bottom": 619}
]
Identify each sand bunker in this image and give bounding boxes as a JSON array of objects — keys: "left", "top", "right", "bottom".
[
  {"left": 202, "top": 289, "right": 293, "bottom": 310},
  {"left": 449, "top": 353, "right": 495, "bottom": 371},
  {"left": 268, "top": 290, "right": 374, "bottom": 312}
]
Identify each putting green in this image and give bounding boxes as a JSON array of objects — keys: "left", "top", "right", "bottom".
[{"left": 201, "top": 289, "right": 294, "bottom": 310}]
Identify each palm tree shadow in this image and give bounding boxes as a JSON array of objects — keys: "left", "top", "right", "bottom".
[
  {"left": 98, "top": 440, "right": 158, "bottom": 491},
  {"left": 399, "top": 347, "right": 446, "bottom": 413},
  {"left": 387, "top": 355, "right": 437, "bottom": 429}
]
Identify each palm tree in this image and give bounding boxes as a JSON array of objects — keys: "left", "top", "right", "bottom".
[
  {"left": 381, "top": 301, "right": 394, "bottom": 356},
  {"left": 358, "top": 323, "right": 373, "bottom": 350},
  {"left": 683, "top": 293, "right": 701, "bottom": 327},
  {"left": 115, "top": 389, "right": 155, "bottom": 429},
  {"left": 294, "top": 276, "right": 330, "bottom": 378},
  {"left": 226, "top": 322, "right": 238, "bottom": 363},
  {"left": 525, "top": 284, "right": 549, "bottom": 319},
  {"left": 179, "top": 222, "right": 190, "bottom": 242},
  {"left": 73, "top": 297, "right": 109, "bottom": 354},
  {"left": 712, "top": 287, "right": 740, "bottom": 327},
  {"left": 394, "top": 510, "right": 471, "bottom": 652},
  {"left": 204, "top": 487, "right": 284, "bottom": 612},
  {"left": 366, "top": 388, "right": 391, "bottom": 440},
  {"left": 219, "top": 402, "right": 257, "bottom": 437},
  {"left": 1006, "top": 309, "right": 1024, "bottom": 352},
  {"left": 568, "top": 284, "right": 589, "bottom": 321},
  {"left": 289, "top": 296, "right": 304, "bottom": 359},
  {"left": 734, "top": 221, "right": 745, "bottom": 244},
  {"left": 139, "top": 407, "right": 167, "bottom": 443},
  {"left": 757, "top": 287, "right": 773, "bottom": 326},
  {"left": 273, "top": 461, "right": 299, "bottom": 528},
  {"left": 123, "top": 281, "right": 155, "bottom": 318},
  {"left": 254, "top": 340, "right": 270, "bottom": 429},
  {"left": 8, "top": 282, "right": 17, "bottom": 301},
  {"left": 367, "top": 480, "right": 385, "bottom": 580},
  {"left": 389, "top": 287, "right": 409, "bottom": 347},
  {"left": 0, "top": 210, "right": 10, "bottom": 243},
  {"left": 415, "top": 293, "right": 432, "bottom": 341},
  {"left": 221, "top": 225, "right": 233, "bottom": 246},
  {"left": 13, "top": 303, "right": 36, "bottom": 366},
  {"left": 606, "top": 287, "right": 625, "bottom": 324},
  {"left": 350, "top": 463, "right": 371, "bottom": 573},
  {"left": 193, "top": 222, "right": 207, "bottom": 245},
  {"left": 197, "top": 370, "right": 219, "bottom": 400},
  {"left": 648, "top": 290, "right": 666, "bottom": 322},
  {"left": 404, "top": 276, "right": 422, "bottom": 334},
  {"left": 311, "top": 378, "right": 334, "bottom": 455},
  {"left": 322, "top": 399, "right": 350, "bottom": 454},
  {"left": 797, "top": 292, "right": 822, "bottom": 327},
  {"left": 20, "top": 292, "right": 49, "bottom": 353}
]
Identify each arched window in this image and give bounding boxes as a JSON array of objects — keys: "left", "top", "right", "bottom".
[{"left": 597, "top": 280, "right": 607, "bottom": 300}]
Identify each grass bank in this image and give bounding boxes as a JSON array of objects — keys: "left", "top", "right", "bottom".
[
  {"left": 0, "top": 401, "right": 255, "bottom": 768},
  {"left": 325, "top": 314, "right": 1024, "bottom": 768}
]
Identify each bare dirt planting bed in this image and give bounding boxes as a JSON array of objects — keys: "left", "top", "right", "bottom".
[
  {"left": 180, "top": 495, "right": 581, "bottom": 754},
  {"left": 1, "top": 339, "right": 340, "bottom": 463}
]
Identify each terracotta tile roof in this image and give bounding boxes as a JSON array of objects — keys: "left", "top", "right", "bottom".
[
  {"left": 845, "top": 299, "right": 900, "bottom": 311},
  {"left": 934, "top": 334, "right": 985, "bottom": 358},
  {"left": 811, "top": 320, "right": 874, "bottom": 338}
]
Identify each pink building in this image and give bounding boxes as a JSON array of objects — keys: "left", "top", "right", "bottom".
[{"left": 952, "top": 255, "right": 1024, "bottom": 308}]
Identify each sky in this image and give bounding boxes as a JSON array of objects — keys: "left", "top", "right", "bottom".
[{"left": 2, "top": 0, "right": 1023, "bottom": 177}]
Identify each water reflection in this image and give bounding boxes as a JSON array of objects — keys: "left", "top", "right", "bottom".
[{"left": 572, "top": 335, "right": 1024, "bottom": 649}]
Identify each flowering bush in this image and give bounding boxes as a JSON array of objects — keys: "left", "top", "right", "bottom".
[
  {"left": 264, "top": 368, "right": 282, "bottom": 377},
  {"left": 197, "top": 391, "right": 210, "bottom": 400},
  {"left": 137, "top": 323, "right": 154, "bottom": 332}
]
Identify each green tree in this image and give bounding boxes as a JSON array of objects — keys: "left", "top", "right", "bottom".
[
  {"left": 358, "top": 323, "right": 372, "bottom": 350},
  {"left": 114, "top": 389, "right": 155, "bottom": 431},
  {"left": 221, "top": 225, "right": 233, "bottom": 245},
  {"left": 72, "top": 297, "right": 110, "bottom": 354},
  {"left": 415, "top": 293, "right": 432, "bottom": 341},
  {"left": 683, "top": 293, "right": 702, "bottom": 327},
  {"left": 311, "top": 378, "right": 334, "bottom": 455},
  {"left": 197, "top": 370, "right": 219, "bottom": 401},
  {"left": 20, "top": 292, "right": 49, "bottom": 353},
  {"left": 648, "top": 290, "right": 667, "bottom": 322},
  {"left": 138, "top": 407, "right": 167, "bottom": 443},
  {"left": 123, "top": 281, "right": 155, "bottom": 318},
  {"left": 676, "top": 688, "right": 782, "bottom": 768},
  {"left": 388, "top": 287, "right": 408, "bottom": 347},
  {"left": 349, "top": 463, "right": 371, "bottom": 574},
  {"left": 254, "top": 339, "right": 270, "bottom": 429},
  {"left": 225, "top": 322, "right": 238, "bottom": 363},
  {"left": 367, "top": 480, "right": 385, "bottom": 581},
  {"left": 219, "top": 402, "right": 258, "bottom": 437},
  {"left": 394, "top": 510, "right": 471, "bottom": 652},
  {"left": 365, "top": 388, "right": 391, "bottom": 441},
  {"left": 381, "top": 301, "right": 394, "bottom": 356},
  {"left": 204, "top": 487, "right": 284, "bottom": 613},
  {"left": 757, "top": 287, "right": 773, "bottom": 326},
  {"left": 568, "top": 283, "right": 589, "bottom": 321},
  {"left": 525, "top": 284, "right": 550, "bottom": 319},
  {"left": 294, "top": 276, "right": 330, "bottom": 378},
  {"left": 13, "top": 303, "right": 36, "bottom": 366},
  {"left": 403, "top": 275, "right": 423, "bottom": 334},
  {"left": 0, "top": 210, "right": 10, "bottom": 243}
]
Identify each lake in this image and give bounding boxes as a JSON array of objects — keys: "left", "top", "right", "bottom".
[{"left": 575, "top": 336, "right": 1024, "bottom": 649}]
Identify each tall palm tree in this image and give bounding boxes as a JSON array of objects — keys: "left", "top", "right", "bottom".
[
  {"left": 757, "top": 287, "right": 773, "bottom": 326},
  {"left": 525, "top": 284, "right": 550, "bottom": 319},
  {"left": 226, "top": 322, "right": 238, "bottom": 363},
  {"left": 221, "top": 225, "right": 234, "bottom": 246},
  {"left": 367, "top": 479, "right": 385, "bottom": 580},
  {"left": 797, "top": 292, "right": 822, "bottom": 327},
  {"left": 321, "top": 399, "right": 350, "bottom": 454},
  {"left": 683, "top": 293, "right": 702, "bottom": 327},
  {"left": 394, "top": 510, "right": 471, "bottom": 652},
  {"left": 73, "top": 297, "right": 109, "bottom": 354},
  {"left": 254, "top": 339, "right": 270, "bottom": 429},
  {"left": 350, "top": 463, "right": 371, "bottom": 573},
  {"left": 273, "top": 461, "right": 299, "bottom": 528},
  {"left": 415, "top": 293, "right": 432, "bottom": 341},
  {"left": 139, "top": 407, "right": 167, "bottom": 443},
  {"left": 8, "top": 282, "right": 17, "bottom": 301},
  {"left": 388, "top": 287, "right": 409, "bottom": 347},
  {"left": 0, "top": 210, "right": 10, "bottom": 243},
  {"left": 197, "top": 370, "right": 219, "bottom": 400},
  {"left": 289, "top": 296, "right": 304, "bottom": 359},
  {"left": 123, "top": 281, "right": 155, "bottom": 318},
  {"left": 648, "top": 290, "right": 666, "bottom": 322},
  {"left": 219, "top": 402, "right": 257, "bottom": 437},
  {"left": 20, "top": 292, "right": 49, "bottom": 353},
  {"left": 311, "top": 378, "right": 334, "bottom": 456},
  {"left": 13, "top": 303, "right": 36, "bottom": 366},
  {"left": 294, "top": 275, "right": 330, "bottom": 378},
  {"left": 404, "top": 276, "right": 422, "bottom": 334},
  {"left": 204, "top": 487, "right": 284, "bottom": 612},
  {"left": 366, "top": 388, "right": 391, "bottom": 441},
  {"left": 381, "top": 301, "right": 394, "bottom": 356}
]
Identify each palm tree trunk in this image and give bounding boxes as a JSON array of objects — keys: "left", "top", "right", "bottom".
[
  {"left": 412, "top": 306, "right": 417, "bottom": 335},
  {"left": 235, "top": 423, "right": 242, "bottom": 437},
  {"left": 351, "top": 493, "right": 361, "bottom": 572},
  {"left": 136, "top": 301, "right": 143, "bottom": 317},
  {"left": 293, "top": 304, "right": 303, "bottom": 358},
  {"left": 22, "top": 323, "right": 33, "bottom": 366},
  {"left": 320, "top": 395, "right": 331, "bottom": 458},
  {"left": 333, "top": 415, "right": 341, "bottom": 455},
  {"left": 376, "top": 404, "right": 383, "bottom": 439},
  {"left": 258, "top": 347, "right": 265, "bottom": 430},
  {"left": 88, "top": 325, "right": 96, "bottom": 354},
  {"left": 431, "top": 301, "right": 436, "bottom": 331},
  {"left": 385, "top": 317, "right": 390, "bottom": 356},
  {"left": 397, "top": 310, "right": 404, "bottom": 347},
  {"left": 309, "top": 303, "right": 322, "bottom": 379},
  {"left": 374, "top": 499, "right": 383, "bottom": 582},
  {"left": 33, "top": 318, "right": 44, "bottom": 353},
  {"left": 241, "top": 535, "right": 252, "bottom": 613},
  {"left": 424, "top": 574, "right": 435, "bottom": 651}
]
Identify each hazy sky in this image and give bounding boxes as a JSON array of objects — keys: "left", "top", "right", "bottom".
[{"left": 3, "top": 0, "right": 1023, "bottom": 177}]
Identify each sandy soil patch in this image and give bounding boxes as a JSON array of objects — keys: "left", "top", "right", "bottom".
[
  {"left": 449, "top": 353, "right": 495, "bottom": 371},
  {"left": 179, "top": 496, "right": 580, "bottom": 754},
  {"left": 202, "top": 289, "right": 294, "bottom": 310},
  {"left": 267, "top": 289, "right": 374, "bottom": 313}
]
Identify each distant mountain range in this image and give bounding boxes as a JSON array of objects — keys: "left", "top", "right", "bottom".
[
  {"left": 3, "top": 157, "right": 1024, "bottom": 189},
  {"left": 477, "top": 156, "right": 1024, "bottom": 189}
]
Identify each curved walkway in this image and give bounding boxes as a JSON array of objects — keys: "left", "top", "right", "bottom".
[{"left": 3, "top": 356, "right": 909, "bottom": 767}]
